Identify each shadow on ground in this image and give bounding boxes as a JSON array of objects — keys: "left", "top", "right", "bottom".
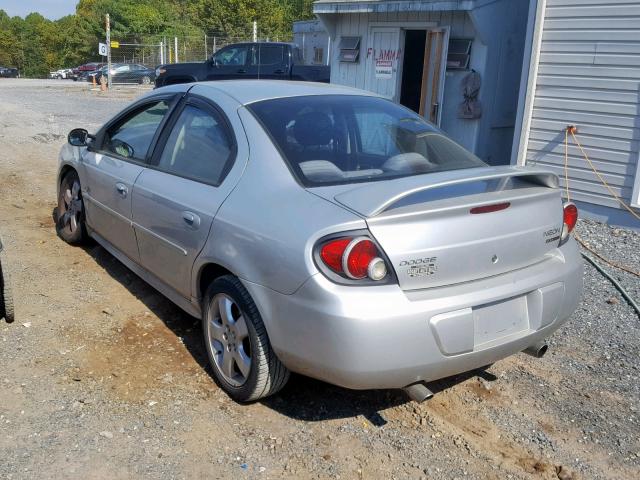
[{"left": 79, "top": 236, "right": 496, "bottom": 424}]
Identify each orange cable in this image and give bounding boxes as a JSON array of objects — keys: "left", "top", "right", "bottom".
[
  {"left": 562, "top": 128, "right": 640, "bottom": 277},
  {"left": 570, "top": 130, "right": 640, "bottom": 221}
]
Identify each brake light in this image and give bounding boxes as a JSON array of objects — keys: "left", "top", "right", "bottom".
[
  {"left": 320, "top": 238, "right": 350, "bottom": 273},
  {"left": 561, "top": 202, "right": 578, "bottom": 242},
  {"left": 319, "top": 237, "right": 388, "bottom": 281},
  {"left": 470, "top": 202, "right": 511, "bottom": 214}
]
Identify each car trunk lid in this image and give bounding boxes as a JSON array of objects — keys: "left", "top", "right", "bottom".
[{"left": 311, "top": 167, "right": 564, "bottom": 291}]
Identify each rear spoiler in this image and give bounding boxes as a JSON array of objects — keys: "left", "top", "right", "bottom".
[{"left": 334, "top": 166, "right": 559, "bottom": 218}]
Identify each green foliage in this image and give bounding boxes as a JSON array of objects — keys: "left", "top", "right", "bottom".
[{"left": 0, "top": 0, "right": 314, "bottom": 77}]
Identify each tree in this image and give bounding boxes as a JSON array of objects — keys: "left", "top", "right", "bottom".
[{"left": 0, "top": 0, "right": 316, "bottom": 76}]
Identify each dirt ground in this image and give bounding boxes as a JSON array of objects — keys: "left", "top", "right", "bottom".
[{"left": 0, "top": 79, "right": 639, "bottom": 480}]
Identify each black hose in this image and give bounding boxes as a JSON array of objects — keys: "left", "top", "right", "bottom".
[{"left": 581, "top": 252, "right": 640, "bottom": 319}]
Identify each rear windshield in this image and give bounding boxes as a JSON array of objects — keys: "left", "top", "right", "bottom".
[{"left": 248, "top": 95, "right": 486, "bottom": 187}]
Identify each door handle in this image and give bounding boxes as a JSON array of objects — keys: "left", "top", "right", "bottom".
[
  {"left": 115, "top": 183, "right": 128, "bottom": 197},
  {"left": 237, "top": 69, "right": 247, "bottom": 74},
  {"left": 274, "top": 69, "right": 285, "bottom": 74},
  {"left": 182, "top": 211, "right": 201, "bottom": 228}
]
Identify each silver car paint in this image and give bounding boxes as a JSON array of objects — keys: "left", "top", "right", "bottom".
[
  {"left": 82, "top": 151, "right": 145, "bottom": 262},
  {"left": 57, "top": 80, "right": 583, "bottom": 391},
  {"left": 132, "top": 85, "right": 251, "bottom": 298},
  {"left": 243, "top": 241, "right": 582, "bottom": 389}
]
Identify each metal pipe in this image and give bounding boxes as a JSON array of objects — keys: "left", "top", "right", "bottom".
[
  {"left": 403, "top": 382, "right": 434, "bottom": 403},
  {"left": 523, "top": 341, "right": 548, "bottom": 358}
]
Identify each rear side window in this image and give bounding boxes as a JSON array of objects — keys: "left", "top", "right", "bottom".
[
  {"left": 248, "top": 95, "right": 486, "bottom": 187},
  {"left": 154, "top": 104, "right": 234, "bottom": 185},
  {"left": 104, "top": 100, "right": 170, "bottom": 161},
  {"left": 254, "top": 45, "right": 285, "bottom": 66}
]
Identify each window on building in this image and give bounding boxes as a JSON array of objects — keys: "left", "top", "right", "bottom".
[
  {"left": 339, "top": 36, "right": 361, "bottom": 63},
  {"left": 447, "top": 39, "right": 473, "bottom": 70},
  {"left": 313, "top": 47, "right": 324, "bottom": 65}
]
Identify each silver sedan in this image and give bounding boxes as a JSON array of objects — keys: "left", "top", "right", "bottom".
[{"left": 56, "top": 81, "right": 583, "bottom": 402}]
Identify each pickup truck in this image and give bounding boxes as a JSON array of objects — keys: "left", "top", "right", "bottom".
[{"left": 154, "top": 42, "right": 330, "bottom": 88}]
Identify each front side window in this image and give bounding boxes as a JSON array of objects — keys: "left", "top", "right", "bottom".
[
  {"left": 214, "top": 46, "right": 248, "bottom": 66},
  {"left": 249, "top": 95, "right": 486, "bottom": 186},
  {"left": 104, "top": 100, "right": 171, "bottom": 161},
  {"left": 154, "top": 104, "right": 234, "bottom": 185}
]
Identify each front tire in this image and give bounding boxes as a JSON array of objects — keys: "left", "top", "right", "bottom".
[
  {"left": 56, "top": 171, "right": 87, "bottom": 244},
  {"left": 140, "top": 76, "right": 151, "bottom": 85},
  {"left": 202, "top": 275, "right": 289, "bottom": 402}
]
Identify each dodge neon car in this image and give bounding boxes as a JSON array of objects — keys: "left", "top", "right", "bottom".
[{"left": 56, "top": 81, "right": 583, "bottom": 402}]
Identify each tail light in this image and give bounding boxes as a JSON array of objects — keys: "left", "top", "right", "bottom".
[
  {"left": 317, "top": 235, "right": 391, "bottom": 283},
  {"left": 561, "top": 202, "right": 578, "bottom": 242}
]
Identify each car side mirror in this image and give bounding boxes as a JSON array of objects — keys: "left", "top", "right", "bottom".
[{"left": 68, "top": 128, "right": 90, "bottom": 147}]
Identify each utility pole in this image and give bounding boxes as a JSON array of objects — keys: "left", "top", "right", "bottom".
[
  {"left": 105, "top": 14, "right": 112, "bottom": 89},
  {"left": 204, "top": 34, "right": 207, "bottom": 60},
  {"left": 174, "top": 37, "right": 179, "bottom": 63},
  {"left": 253, "top": 21, "right": 257, "bottom": 42}
]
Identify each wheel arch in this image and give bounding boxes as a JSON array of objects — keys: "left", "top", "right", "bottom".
[
  {"left": 57, "top": 163, "right": 78, "bottom": 197},
  {"left": 196, "top": 262, "right": 235, "bottom": 303}
]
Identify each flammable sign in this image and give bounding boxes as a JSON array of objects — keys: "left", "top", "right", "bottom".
[{"left": 375, "top": 60, "right": 393, "bottom": 79}]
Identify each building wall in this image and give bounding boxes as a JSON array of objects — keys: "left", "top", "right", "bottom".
[
  {"left": 318, "top": 0, "right": 529, "bottom": 164},
  {"left": 293, "top": 20, "right": 331, "bottom": 65},
  {"left": 523, "top": 0, "right": 640, "bottom": 211}
]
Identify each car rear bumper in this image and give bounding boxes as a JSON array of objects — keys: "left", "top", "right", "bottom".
[{"left": 244, "top": 239, "right": 583, "bottom": 390}]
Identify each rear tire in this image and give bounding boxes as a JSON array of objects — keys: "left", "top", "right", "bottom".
[
  {"left": 202, "top": 275, "right": 289, "bottom": 402},
  {"left": 0, "top": 258, "right": 14, "bottom": 323},
  {"left": 56, "top": 171, "right": 87, "bottom": 244}
]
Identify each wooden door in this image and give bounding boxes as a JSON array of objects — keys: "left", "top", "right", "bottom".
[
  {"left": 364, "top": 27, "right": 402, "bottom": 101},
  {"left": 419, "top": 29, "right": 448, "bottom": 125}
]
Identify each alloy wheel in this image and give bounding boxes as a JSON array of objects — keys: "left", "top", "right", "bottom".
[
  {"left": 206, "top": 293, "right": 252, "bottom": 386},
  {"left": 59, "top": 180, "right": 82, "bottom": 235}
]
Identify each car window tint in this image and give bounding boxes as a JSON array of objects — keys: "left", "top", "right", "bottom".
[
  {"left": 249, "top": 95, "right": 486, "bottom": 187},
  {"left": 104, "top": 100, "right": 170, "bottom": 161},
  {"left": 215, "top": 46, "right": 248, "bottom": 66},
  {"left": 255, "top": 45, "right": 284, "bottom": 66},
  {"left": 353, "top": 109, "right": 399, "bottom": 157},
  {"left": 156, "top": 104, "right": 233, "bottom": 185}
]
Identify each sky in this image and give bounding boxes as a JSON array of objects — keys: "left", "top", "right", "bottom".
[{"left": 1, "top": 0, "right": 77, "bottom": 20}]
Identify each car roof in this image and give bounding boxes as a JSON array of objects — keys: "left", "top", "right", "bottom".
[{"left": 192, "top": 80, "right": 379, "bottom": 106}]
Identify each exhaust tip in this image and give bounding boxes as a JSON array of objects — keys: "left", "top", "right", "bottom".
[
  {"left": 523, "top": 341, "right": 548, "bottom": 358},
  {"left": 403, "top": 382, "right": 434, "bottom": 403}
]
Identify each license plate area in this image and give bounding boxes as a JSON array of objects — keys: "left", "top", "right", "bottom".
[{"left": 473, "top": 295, "right": 529, "bottom": 347}]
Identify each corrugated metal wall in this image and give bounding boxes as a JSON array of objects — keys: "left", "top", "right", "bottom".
[{"left": 525, "top": 0, "right": 640, "bottom": 209}]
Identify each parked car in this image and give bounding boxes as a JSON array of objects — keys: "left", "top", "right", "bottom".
[
  {"left": 87, "top": 63, "right": 155, "bottom": 85},
  {"left": 56, "top": 81, "right": 583, "bottom": 403},
  {"left": 0, "top": 237, "right": 14, "bottom": 323},
  {"left": 0, "top": 67, "right": 18, "bottom": 78},
  {"left": 71, "top": 63, "right": 104, "bottom": 81},
  {"left": 154, "top": 42, "right": 329, "bottom": 88},
  {"left": 50, "top": 68, "right": 73, "bottom": 79}
]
